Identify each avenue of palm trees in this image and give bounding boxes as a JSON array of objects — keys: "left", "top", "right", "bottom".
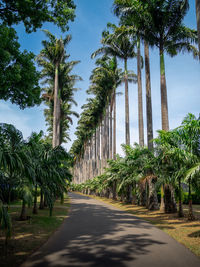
[
  {"left": 0, "top": 0, "right": 199, "bottom": 250},
  {"left": 71, "top": 0, "right": 200, "bottom": 219}
]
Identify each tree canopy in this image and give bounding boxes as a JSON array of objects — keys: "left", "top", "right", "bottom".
[
  {"left": 0, "top": 0, "right": 76, "bottom": 32},
  {"left": 0, "top": 25, "right": 41, "bottom": 109}
]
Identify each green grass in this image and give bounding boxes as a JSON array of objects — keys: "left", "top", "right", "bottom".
[{"left": 0, "top": 196, "right": 70, "bottom": 267}]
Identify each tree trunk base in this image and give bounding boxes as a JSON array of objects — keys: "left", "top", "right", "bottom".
[
  {"left": 188, "top": 200, "right": 195, "bottom": 221},
  {"left": 148, "top": 178, "right": 159, "bottom": 211},
  {"left": 164, "top": 184, "right": 177, "bottom": 213}
]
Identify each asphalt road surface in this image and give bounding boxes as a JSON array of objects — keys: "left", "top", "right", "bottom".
[{"left": 21, "top": 192, "right": 200, "bottom": 267}]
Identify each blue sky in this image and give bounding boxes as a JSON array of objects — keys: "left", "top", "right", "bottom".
[{"left": 0, "top": 0, "right": 199, "bottom": 155}]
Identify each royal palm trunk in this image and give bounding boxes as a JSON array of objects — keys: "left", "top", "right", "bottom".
[
  {"left": 94, "top": 131, "right": 97, "bottom": 177},
  {"left": 124, "top": 58, "right": 130, "bottom": 145},
  {"left": 96, "top": 126, "right": 100, "bottom": 175},
  {"left": 106, "top": 106, "right": 110, "bottom": 160},
  {"left": 109, "top": 104, "right": 113, "bottom": 159},
  {"left": 53, "top": 64, "right": 61, "bottom": 148},
  {"left": 160, "top": 47, "right": 169, "bottom": 131},
  {"left": 137, "top": 38, "right": 144, "bottom": 146},
  {"left": 196, "top": 0, "right": 200, "bottom": 59},
  {"left": 144, "top": 42, "right": 153, "bottom": 151},
  {"left": 101, "top": 120, "right": 104, "bottom": 172},
  {"left": 144, "top": 42, "right": 157, "bottom": 210},
  {"left": 113, "top": 89, "right": 116, "bottom": 159},
  {"left": 160, "top": 46, "right": 178, "bottom": 213},
  {"left": 104, "top": 115, "right": 107, "bottom": 161}
]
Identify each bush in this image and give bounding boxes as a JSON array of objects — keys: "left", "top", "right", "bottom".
[
  {"left": 183, "top": 192, "right": 200, "bottom": 204},
  {"left": 157, "top": 190, "right": 200, "bottom": 205}
]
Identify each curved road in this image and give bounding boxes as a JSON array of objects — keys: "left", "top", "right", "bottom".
[{"left": 21, "top": 192, "right": 200, "bottom": 267}]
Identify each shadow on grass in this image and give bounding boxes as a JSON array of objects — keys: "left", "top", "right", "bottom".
[
  {"left": 0, "top": 204, "right": 69, "bottom": 267},
  {"left": 188, "top": 230, "right": 200, "bottom": 238}
]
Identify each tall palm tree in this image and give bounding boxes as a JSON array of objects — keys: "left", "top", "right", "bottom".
[
  {"left": 39, "top": 39, "right": 81, "bottom": 146},
  {"left": 114, "top": 0, "right": 198, "bottom": 211},
  {"left": 37, "top": 30, "right": 72, "bottom": 147},
  {"left": 129, "top": 1, "right": 197, "bottom": 130},
  {"left": 114, "top": 2, "right": 153, "bottom": 150},
  {"left": 144, "top": 41, "right": 154, "bottom": 151},
  {"left": 114, "top": 24, "right": 145, "bottom": 147},
  {"left": 137, "top": 37, "right": 144, "bottom": 146},
  {"left": 92, "top": 24, "right": 137, "bottom": 145},
  {"left": 114, "top": 0, "right": 198, "bottom": 131}
]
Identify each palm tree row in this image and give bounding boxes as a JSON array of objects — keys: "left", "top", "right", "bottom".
[
  {"left": 71, "top": 114, "right": 200, "bottom": 220},
  {"left": 114, "top": 0, "right": 198, "bottom": 131},
  {"left": 37, "top": 30, "right": 81, "bottom": 147},
  {"left": 71, "top": 0, "right": 198, "bottom": 213},
  {"left": 71, "top": 55, "right": 124, "bottom": 183},
  {"left": 113, "top": 0, "right": 198, "bottom": 211},
  {"left": 0, "top": 124, "right": 72, "bottom": 242},
  {"left": 71, "top": 20, "right": 143, "bottom": 186}
]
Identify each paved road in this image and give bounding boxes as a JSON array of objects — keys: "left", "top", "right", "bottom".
[{"left": 21, "top": 193, "right": 200, "bottom": 267}]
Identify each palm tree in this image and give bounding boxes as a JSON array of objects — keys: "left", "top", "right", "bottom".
[
  {"left": 177, "top": 113, "right": 200, "bottom": 220},
  {"left": 114, "top": 0, "right": 198, "bottom": 212},
  {"left": 37, "top": 30, "right": 72, "bottom": 147},
  {"left": 0, "top": 123, "right": 26, "bottom": 204},
  {"left": 137, "top": 37, "right": 144, "bottom": 146},
  {"left": 144, "top": 41, "right": 154, "bottom": 150},
  {"left": 41, "top": 60, "right": 81, "bottom": 146},
  {"left": 118, "top": 25, "right": 145, "bottom": 147},
  {"left": 92, "top": 24, "right": 137, "bottom": 145},
  {"left": 113, "top": 2, "right": 153, "bottom": 150},
  {"left": 114, "top": 0, "right": 198, "bottom": 130}
]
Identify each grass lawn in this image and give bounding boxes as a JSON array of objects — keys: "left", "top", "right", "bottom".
[
  {"left": 78, "top": 193, "right": 200, "bottom": 258},
  {"left": 0, "top": 196, "right": 70, "bottom": 267}
]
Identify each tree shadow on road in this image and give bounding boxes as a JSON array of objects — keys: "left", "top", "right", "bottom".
[{"left": 23, "top": 193, "right": 167, "bottom": 267}]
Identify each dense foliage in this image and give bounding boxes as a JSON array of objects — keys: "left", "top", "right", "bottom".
[
  {"left": 71, "top": 114, "right": 200, "bottom": 218},
  {"left": 0, "top": 124, "right": 72, "bottom": 241},
  {"left": 0, "top": 0, "right": 76, "bottom": 32},
  {"left": 0, "top": 0, "right": 76, "bottom": 109},
  {"left": 0, "top": 25, "right": 41, "bottom": 108}
]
